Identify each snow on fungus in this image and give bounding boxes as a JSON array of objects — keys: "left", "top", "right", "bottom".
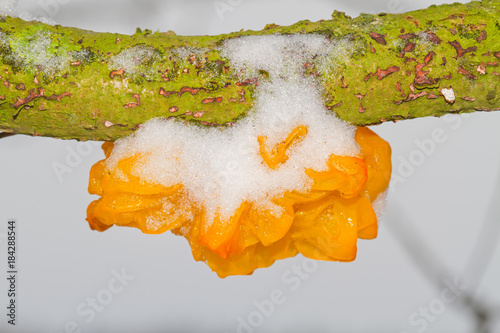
[{"left": 86, "top": 35, "right": 392, "bottom": 277}]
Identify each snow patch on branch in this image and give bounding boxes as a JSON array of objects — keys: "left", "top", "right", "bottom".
[
  {"left": 0, "top": 28, "right": 89, "bottom": 75},
  {"left": 108, "top": 45, "right": 161, "bottom": 80}
]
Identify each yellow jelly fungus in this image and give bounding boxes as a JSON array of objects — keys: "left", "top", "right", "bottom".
[{"left": 86, "top": 126, "right": 391, "bottom": 277}]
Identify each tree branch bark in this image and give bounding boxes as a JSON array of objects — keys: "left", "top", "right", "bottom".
[{"left": 1, "top": 0, "right": 499, "bottom": 141}]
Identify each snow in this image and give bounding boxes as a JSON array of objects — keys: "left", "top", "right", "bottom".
[
  {"left": 0, "top": 0, "right": 56, "bottom": 25},
  {"left": 0, "top": 0, "right": 93, "bottom": 75},
  {"left": 440, "top": 87, "right": 456, "bottom": 104},
  {"left": 0, "top": 30, "right": 7, "bottom": 46},
  {"left": 108, "top": 45, "right": 161, "bottom": 79},
  {"left": 9, "top": 30, "right": 68, "bottom": 74},
  {"left": 106, "top": 34, "right": 361, "bottom": 223},
  {"left": 0, "top": 28, "right": 89, "bottom": 75}
]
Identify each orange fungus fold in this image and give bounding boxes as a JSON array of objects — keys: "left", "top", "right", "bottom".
[{"left": 86, "top": 126, "right": 391, "bottom": 277}]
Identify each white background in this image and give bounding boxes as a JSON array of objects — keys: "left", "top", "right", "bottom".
[{"left": 1, "top": 0, "right": 500, "bottom": 332}]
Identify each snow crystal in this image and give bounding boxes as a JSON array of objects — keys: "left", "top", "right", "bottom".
[
  {"left": 440, "top": 87, "right": 455, "bottom": 104},
  {"left": 0, "top": 0, "right": 56, "bottom": 25},
  {"left": 6, "top": 30, "right": 67, "bottom": 74},
  {"left": 0, "top": 0, "right": 17, "bottom": 17},
  {"left": 372, "top": 190, "right": 388, "bottom": 224},
  {"left": 171, "top": 46, "right": 208, "bottom": 61},
  {"left": 106, "top": 34, "right": 361, "bottom": 223},
  {"left": 0, "top": 30, "right": 7, "bottom": 47},
  {"left": 108, "top": 45, "right": 161, "bottom": 79},
  {"left": 0, "top": 28, "right": 89, "bottom": 75}
]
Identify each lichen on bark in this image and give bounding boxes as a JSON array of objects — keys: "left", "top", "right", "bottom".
[{"left": 0, "top": 0, "right": 499, "bottom": 141}]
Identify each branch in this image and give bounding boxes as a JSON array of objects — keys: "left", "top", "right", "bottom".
[{"left": 1, "top": 0, "right": 499, "bottom": 141}]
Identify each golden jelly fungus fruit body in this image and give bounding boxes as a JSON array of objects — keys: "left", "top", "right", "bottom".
[{"left": 86, "top": 126, "right": 391, "bottom": 277}]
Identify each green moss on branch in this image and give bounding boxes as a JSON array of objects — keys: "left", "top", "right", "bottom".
[{"left": 1, "top": 0, "right": 499, "bottom": 140}]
